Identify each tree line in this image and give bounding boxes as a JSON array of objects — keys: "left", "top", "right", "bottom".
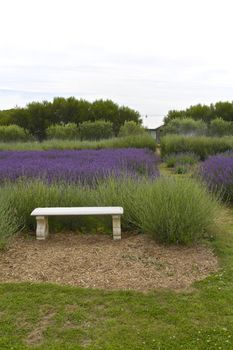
[
  {"left": 0, "top": 97, "right": 141, "bottom": 141},
  {"left": 162, "top": 117, "right": 233, "bottom": 137},
  {"left": 164, "top": 101, "right": 233, "bottom": 125}
]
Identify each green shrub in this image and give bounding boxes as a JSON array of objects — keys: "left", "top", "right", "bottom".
[
  {"left": 119, "top": 121, "right": 146, "bottom": 137},
  {"left": 47, "top": 123, "right": 79, "bottom": 140},
  {"left": 163, "top": 154, "right": 178, "bottom": 168},
  {"left": 0, "top": 125, "right": 30, "bottom": 142},
  {"left": 0, "top": 199, "right": 21, "bottom": 249},
  {"left": 102, "top": 134, "right": 155, "bottom": 150},
  {"left": 79, "top": 120, "right": 113, "bottom": 140},
  {"left": 42, "top": 134, "right": 155, "bottom": 151},
  {"left": 135, "top": 177, "right": 218, "bottom": 244},
  {"left": 174, "top": 165, "right": 189, "bottom": 174},
  {"left": 163, "top": 118, "right": 207, "bottom": 136},
  {"left": 209, "top": 118, "right": 233, "bottom": 136},
  {"left": 164, "top": 152, "right": 199, "bottom": 168},
  {"left": 0, "top": 134, "right": 156, "bottom": 151},
  {"left": 0, "top": 177, "right": 218, "bottom": 246},
  {"left": 161, "top": 135, "right": 233, "bottom": 160}
]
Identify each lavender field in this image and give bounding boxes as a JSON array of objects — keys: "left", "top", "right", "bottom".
[
  {"left": 199, "top": 154, "right": 233, "bottom": 200},
  {"left": 0, "top": 148, "right": 160, "bottom": 184}
]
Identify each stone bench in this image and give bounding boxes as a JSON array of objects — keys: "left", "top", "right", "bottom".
[{"left": 31, "top": 207, "right": 124, "bottom": 240}]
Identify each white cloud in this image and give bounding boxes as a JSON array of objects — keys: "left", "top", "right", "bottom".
[{"left": 0, "top": 0, "right": 233, "bottom": 127}]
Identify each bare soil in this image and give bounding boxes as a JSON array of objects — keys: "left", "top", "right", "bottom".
[{"left": 0, "top": 232, "right": 218, "bottom": 291}]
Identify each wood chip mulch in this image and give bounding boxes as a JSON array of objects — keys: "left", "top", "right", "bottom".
[{"left": 0, "top": 233, "right": 219, "bottom": 291}]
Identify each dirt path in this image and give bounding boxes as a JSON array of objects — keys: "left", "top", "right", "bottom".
[{"left": 0, "top": 232, "right": 218, "bottom": 291}]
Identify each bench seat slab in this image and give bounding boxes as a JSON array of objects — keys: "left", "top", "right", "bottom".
[{"left": 31, "top": 207, "right": 123, "bottom": 216}]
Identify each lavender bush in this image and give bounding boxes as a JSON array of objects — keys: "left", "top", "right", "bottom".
[
  {"left": 199, "top": 155, "right": 233, "bottom": 201},
  {"left": 217, "top": 150, "right": 233, "bottom": 157},
  {"left": 0, "top": 148, "right": 160, "bottom": 184}
]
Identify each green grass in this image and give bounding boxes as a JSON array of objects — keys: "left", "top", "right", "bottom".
[
  {"left": 0, "top": 176, "right": 219, "bottom": 246},
  {"left": 160, "top": 135, "right": 233, "bottom": 160},
  {"left": 164, "top": 152, "right": 199, "bottom": 168},
  {"left": 0, "top": 204, "right": 20, "bottom": 249},
  {"left": 0, "top": 164, "right": 233, "bottom": 348},
  {"left": 0, "top": 207, "right": 233, "bottom": 349},
  {"left": 0, "top": 134, "right": 155, "bottom": 151}
]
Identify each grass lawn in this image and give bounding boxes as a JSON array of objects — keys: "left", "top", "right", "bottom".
[
  {"left": 0, "top": 207, "right": 232, "bottom": 349},
  {"left": 0, "top": 158, "right": 233, "bottom": 349}
]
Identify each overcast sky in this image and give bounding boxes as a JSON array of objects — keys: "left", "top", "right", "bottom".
[{"left": 1, "top": 0, "right": 233, "bottom": 128}]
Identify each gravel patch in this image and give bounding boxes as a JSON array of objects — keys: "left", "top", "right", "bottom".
[{"left": 0, "top": 233, "right": 218, "bottom": 291}]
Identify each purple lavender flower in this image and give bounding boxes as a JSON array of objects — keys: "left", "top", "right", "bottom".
[
  {"left": 0, "top": 148, "right": 160, "bottom": 184},
  {"left": 199, "top": 155, "right": 233, "bottom": 200}
]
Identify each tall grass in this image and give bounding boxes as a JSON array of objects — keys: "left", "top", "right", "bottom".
[
  {"left": 0, "top": 200, "right": 21, "bottom": 249},
  {"left": 0, "top": 134, "right": 155, "bottom": 151},
  {"left": 164, "top": 152, "right": 199, "bottom": 168},
  {"left": 161, "top": 135, "right": 233, "bottom": 160},
  {"left": 135, "top": 177, "right": 218, "bottom": 244},
  {"left": 0, "top": 177, "right": 219, "bottom": 246}
]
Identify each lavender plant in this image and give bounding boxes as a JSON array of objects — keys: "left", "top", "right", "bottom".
[
  {"left": 0, "top": 148, "right": 160, "bottom": 184},
  {"left": 199, "top": 155, "right": 233, "bottom": 201}
]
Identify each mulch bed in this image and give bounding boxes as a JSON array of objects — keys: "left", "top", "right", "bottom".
[{"left": 0, "top": 232, "right": 218, "bottom": 291}]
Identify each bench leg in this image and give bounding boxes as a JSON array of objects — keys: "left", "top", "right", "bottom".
[
  {"left": 36, "top": 216, "right": 49, "bottom": 240},
  {"left": 112, "top": 215, "right": 121, "bottom": 240}
]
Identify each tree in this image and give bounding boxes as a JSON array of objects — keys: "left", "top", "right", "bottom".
[
  {"left": 214, "top": 102, "right": 233, "bottom": 122},
  {"left": 117, "top": 106, "right": 142, "bottom": 135},
  {"left": 185, "top": 104, "right": 214, "bottom": 123},
  {"left": 0, "top": 109, "right": 14, "bottom": 125},
  {"left": 164, "top": 110, "right": 186, "bottom": 125},
  {"left": 164, "top": 101, "right": 233, "bottom": 126},
  {"left": 11, "top": 107, "right": 31, "bottom": 131},
  {"left": 26, "top": 101, "right": 52, "bottom": 141},
  {"left": 0, "top": 97, "right": 142, "bottom": 140}
]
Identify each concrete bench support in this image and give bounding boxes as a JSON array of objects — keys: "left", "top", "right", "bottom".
[
  {"left": 112, "top": 215, "right": 121, "bottom": 240},
  {"left": 36, "top": 216, "right": 49, "bottom": 240},
  {"left": 31, "top": 207, "right": 123, "bottom": 241}
]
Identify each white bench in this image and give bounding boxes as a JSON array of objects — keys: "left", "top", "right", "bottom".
[{"left": 31, "top": 207, "right": 124, "bottom": 240}]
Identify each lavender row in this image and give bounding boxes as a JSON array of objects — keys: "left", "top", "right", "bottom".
[
  {"left": 0, "top": 148, "right": 160, "bottom": 184},
  {"left": 199, "top": 155, "right": 233, "bottom": 200}
]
